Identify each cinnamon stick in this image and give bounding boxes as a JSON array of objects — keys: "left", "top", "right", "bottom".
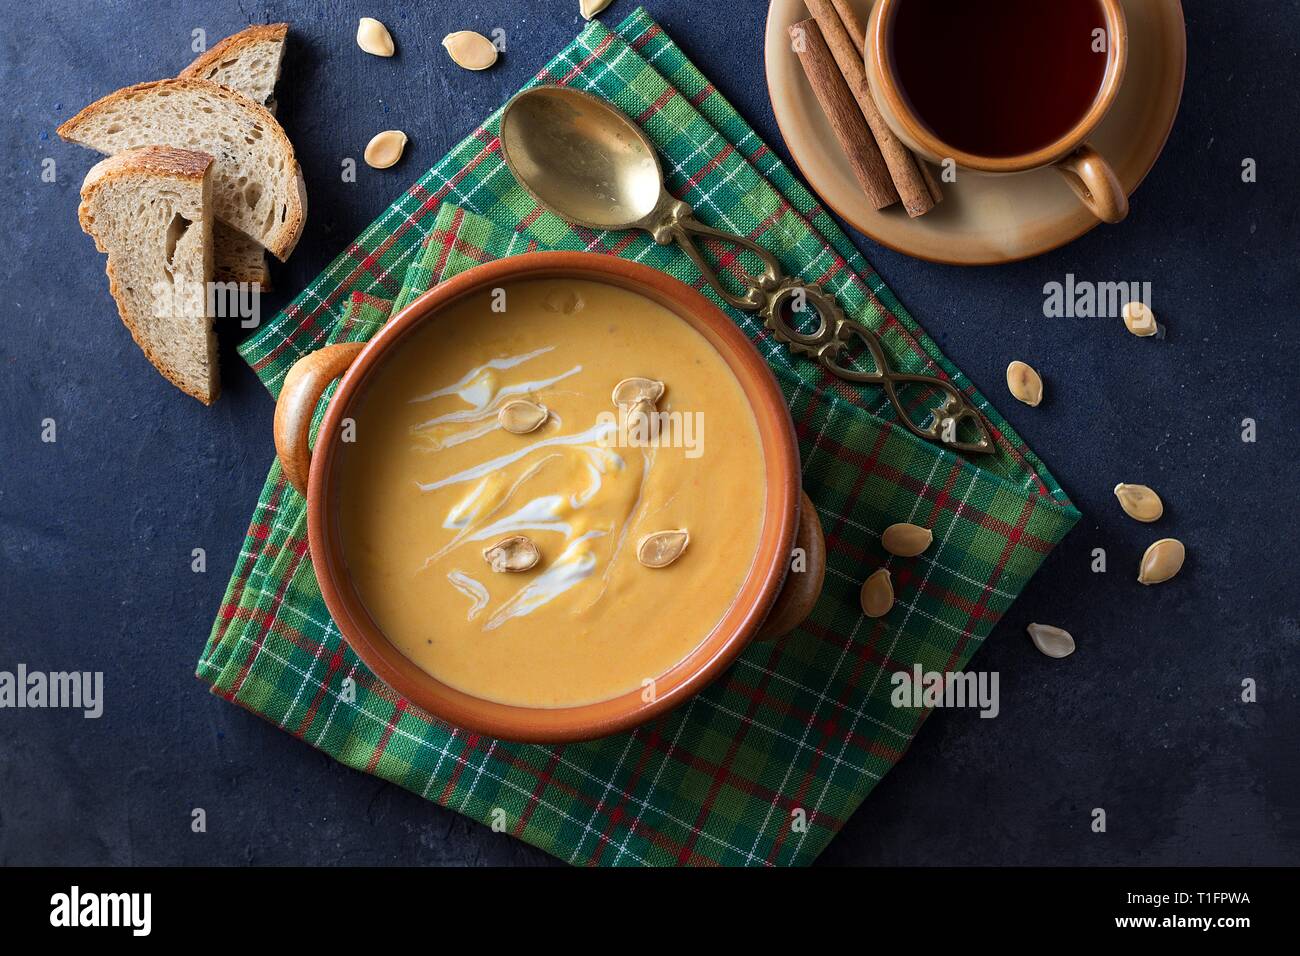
[
  {"left": 830, "top": 0, "right": 867, "bottom": 56},
  {"left": 917, "top": 157, "right": 945, "bottom": 205},
  {"left": 790, "top": 19, "right": 898, "bottom": 210},
  {"left": 805, "top": 0, "right": 939, "bottom": 218},
  {"left": 827, "top": 0, "right": 944, "bottom": 207}
]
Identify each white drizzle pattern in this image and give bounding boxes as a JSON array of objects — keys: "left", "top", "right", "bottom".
[
  {"left": 483, "top": 531, "right": 606, "bottom": 631},
  {"left": 447, "top": 571, "right": 489, "bottom": 621},
  {"left": 415, "top": 347, "right": 643, "bottom": 629}
]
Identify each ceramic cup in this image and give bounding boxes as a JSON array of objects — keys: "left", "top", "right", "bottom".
[
  {"left": 865, "top": 0, "right": 1131, "bottom": 223},
  {"left": 272, "top": 252, "right": 826, "bottom": 743}
]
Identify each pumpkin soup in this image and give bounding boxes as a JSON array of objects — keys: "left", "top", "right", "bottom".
[{"left": 338, "top": 279, "right": 767, "bottom": 708}]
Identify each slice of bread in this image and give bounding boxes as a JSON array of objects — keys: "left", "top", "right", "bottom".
[
  {"left": 214, "top": 221, "right": 271, "bottom": 289},
  {"left": 59, "top": 78, "right": 306, "bottom": 261},
  {"left": 180, "top": 24, "right": 291, "bottom": 288},
  {"left": 179, "top": 23, "right": 288, "bottom": 114},
  {"left": 78, "top": 146, "right": 219, "bottom": 404}
]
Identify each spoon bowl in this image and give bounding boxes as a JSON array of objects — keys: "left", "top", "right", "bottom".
[{"left": 501, "top": 86, "right": 665, "bottom": 230}]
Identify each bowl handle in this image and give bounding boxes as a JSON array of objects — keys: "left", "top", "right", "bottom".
[
  {"left": 273, "top": 342, "right": 365, "bottom": 497},
  {"left": 755, "top": 491, "right": 826, "bottom": 642}
]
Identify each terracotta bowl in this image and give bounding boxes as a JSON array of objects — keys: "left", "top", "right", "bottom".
[{"left": 272, "top": 252, "right": 825, "bottom": 743}]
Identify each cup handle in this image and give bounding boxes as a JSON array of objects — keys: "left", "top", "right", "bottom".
[
  {"left": 755, "top": 491, "right": 826, "bottom": 642},
  {"left": 273, "top": 342, "right": 366, "bottom": 497},
  {"left": 1054, "top": 143, "right": 1128, "bottom": 224}
]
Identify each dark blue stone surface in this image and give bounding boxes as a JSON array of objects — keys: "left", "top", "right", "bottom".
[{"left": 1, "top": 1, "right": 1296, "bottom": 866}]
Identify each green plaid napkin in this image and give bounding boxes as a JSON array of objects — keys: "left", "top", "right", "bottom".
[{"left": 198, "top": 8, "right": 1079, "bottom": 866}]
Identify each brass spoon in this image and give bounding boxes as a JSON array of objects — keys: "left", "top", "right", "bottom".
[{"left": 498, "top": 85, "right": 993, "bottom": 455}]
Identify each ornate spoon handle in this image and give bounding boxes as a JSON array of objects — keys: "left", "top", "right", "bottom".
[{"left": 650, "top": 199, "right": 994, "bottom": 455}]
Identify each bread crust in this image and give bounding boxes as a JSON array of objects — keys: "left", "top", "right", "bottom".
[
  {"left": 177, "top": 23, "right": 289, "bottom": 85},
  {"left": 79, "top": 144, "right": 213, "bottom": 196},
  {"left": 58, "top": 77, "right": 305, "bottom": 260},
  {"left": 78, "top": 146, "right": 219, "bottom": 404}
]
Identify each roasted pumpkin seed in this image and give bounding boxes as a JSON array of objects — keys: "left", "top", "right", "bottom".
[
  {"left": 580, "top": 0, "right": 614, "bottom": 18},
  {"left": 442, "top": 31, "right": 498, "bottom": 70},
  {"left": 637, "top": 529, "right": 689, "bottom": 568},
  {"left": 484, "top": 535, "right": 539, "bottom": 573},
  {"left": 882, "top": 522, "right": 933, "bottom": 557},
  {"left": 1027, "top": 622, "right": 1075, "bottom": 659},
  {"left": 364, "top": 130, "right": 407, "bottom": 169},
  {"left": 498, "top": 399, "right": 549, "bottom": 434},
  {"left": 1006, "top": 360, "right": 1044, "bottom": 407},
  {"left": 356, "top": 17, "right": 395, "bottom": 56},
  {"left": 860, "top": 568, "right": 894, "bottom": 618},
  {"left": 612, "top": 377, "right": 665, "bottom": 408},
  {"left": 1114, "top": 483, "right": 1164, "bottom": 522},
  {"left": 1122, "top": 301, "right": 1159, "bottom": 337},
  {"left": 1138, "top": 538, "right": 1185, "bottom": 585}
]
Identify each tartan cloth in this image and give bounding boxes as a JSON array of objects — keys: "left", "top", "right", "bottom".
[{"left": 197, "top": 8, "right": 1080, "bottom": 866}]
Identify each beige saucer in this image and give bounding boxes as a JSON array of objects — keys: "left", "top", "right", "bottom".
[{"left": 765, "top": 0, "right": 1186, "bottom": 265}]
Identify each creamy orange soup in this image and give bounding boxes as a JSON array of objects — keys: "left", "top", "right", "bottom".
[{"left": 338, "top": 279, "right": 767, "bottom": 708}]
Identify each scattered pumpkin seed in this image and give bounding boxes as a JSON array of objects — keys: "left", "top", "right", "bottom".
[
  {"left": 1006, "top": 360, "right": 1044, "bottom": 407},
  {"left": 483, "top": 535, "right": 539, "bottom": 573},
  {"left": 442, "top": 30, "right": 498, "bottom": 70},
  {"left": 860, "top": 568, "right": 894, "bottom": 618},
  {"left": 1027, "top": 622, "right": 1075, "bottom": 659},
  {"left": 1113, "top": 483, "right": 1164, "bottom": 522},
  {"left": 882, "top": 522, "right": 933, "bottom": 557},
  {"left": 612, "top": 377, "right": 665, "bottom": 408},
  {"left": 498, "top": 399, "right": 549, "bottom": 434},
  {"left": 637, "top": 529, "right": 689, "bottom": 568},
  {"left": 356, "top": 17, "right": 395, "bottom": 56},
  {"left": 364, "top": 130, "right": 407, "bottom": 169},
  {"left": 1122, "top": 301, "right": 1159, "bottom": 337},
  {"left": 580, "top": 0, "right": 614, "bottom": 19},
  {"left": 1138, "top": 538, "right": 1185, "bottom": 585}
]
